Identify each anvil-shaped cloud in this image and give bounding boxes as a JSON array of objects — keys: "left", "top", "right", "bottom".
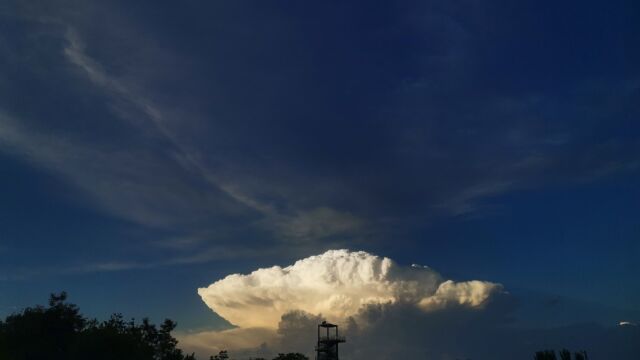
[
  {"left": 188, "top": 251, "right": 639, "bottom": 359},
  {"left": 198, "top": 250, "right": 503, "bottom": 329}
]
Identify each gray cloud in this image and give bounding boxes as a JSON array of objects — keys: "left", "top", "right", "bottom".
[{"left": 183, "top": 295, "right": 640, "bottom": 360}]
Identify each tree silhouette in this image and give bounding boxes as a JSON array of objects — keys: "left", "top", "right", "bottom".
[
  {"left": 0, "top": 295, "right": 318, "bottom": 360},
  {"left": 0, "top": 292, "right": 85, "bottom": 360},
  {"left": 211, "top": 350, "right": 230, "bottom": 360},
  {"left": 271, "top": 353, "right": 309, "bottom": 360},
  {"left": 211, "top": 351, "right": 307, "bottom": 360},
  {"left": 574, "top": 350, "right": 589, "bottom": 360},
  {"left": 0, "top": 292, "right": 196, "bottom": 360},
  {"left": 534, "top": 350, "right": 557, "bottom": 360},
  {"left": 535, "top": 349, "right": 590, "bottom": 360}
]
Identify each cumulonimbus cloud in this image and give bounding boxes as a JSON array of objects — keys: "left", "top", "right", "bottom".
[
  {"left": 189, "top": 250, "right": 639, "bottom": 360},
  {"left": 197, "top": 249, "right": 503, "bottom": 329}
]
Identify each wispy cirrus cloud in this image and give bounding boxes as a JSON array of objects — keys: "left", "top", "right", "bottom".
[
  {"left": 1, "top": 0, "right": 638, "bottom": 274},
  {"left": 0, "top": 111, "right": 238, "bottom": 229},
  {"left": 42, "top": 26, "right": 367, "bottom": 248},
  {"left": 1, "top": 19, "right": 368, "bottom": 258}
]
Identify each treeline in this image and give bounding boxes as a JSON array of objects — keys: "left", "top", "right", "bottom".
[
  {"left": 1, "top": 293, "right": 598, "bottom": 360},
  {"left": 211, "top": 350, "right": 307, "bottom": 360},
  {"left": 534, "top": 349, "right": 589, "bottom": 360},
  {"left": 0, "top": 293, "right": 307, "bottom": 360}
]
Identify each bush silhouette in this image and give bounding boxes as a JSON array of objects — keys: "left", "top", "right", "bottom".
[
  {"left": 0, "top": 292, "right": 195, "bottom": 360},
  {"left": 211, "top": 350, "right": 230, "bottom": 360},
  {"left": 534, "top": 349, "right": 590, "bottom": 360},
  {"left": 534, "top": 350, "right": 557, "bottom": 360},
  {"left": 272, "top": 353, "right": 309, "bottom": 360},
  {"left": 559, "top": 349, "right": 571, "bottom": 360},
  {"left": 1, "top": 293, "right": 316, "bottom": 360}
]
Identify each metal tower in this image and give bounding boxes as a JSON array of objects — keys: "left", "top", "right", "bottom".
[{"left": 315, "top": 321, "right": 346, "bottom": 360}]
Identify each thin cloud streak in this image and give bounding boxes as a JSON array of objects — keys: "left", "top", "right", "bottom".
[
  {"left": 0, "top": 244, "right": 273, "bottom": 282},
  {"left": 0, "top": 1, "right": 638, "bottom": 279},
  {"left": 61, "top": 27, "right": 368, "bottom": 246}
]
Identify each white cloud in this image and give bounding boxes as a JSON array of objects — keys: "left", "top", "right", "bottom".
[
  {"left": 198, "top": 249, "right": 501, "bottom": 329},
  {"left": 418, "top": 279, "right": 504, "bottom": 311},
  {"left": 619, "top": 321, "right": 637, "bottom": 327},
  {"left": 189, "top": 249, "right": 504, "bottom": 358}
]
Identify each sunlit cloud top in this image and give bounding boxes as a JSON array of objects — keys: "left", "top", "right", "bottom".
[{"left": 198, "top": 249, "right": 503, "bottom": 328}]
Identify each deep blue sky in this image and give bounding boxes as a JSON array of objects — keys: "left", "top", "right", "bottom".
[{"left": 0, "top": 0, "right": 639, "bottom": 332}]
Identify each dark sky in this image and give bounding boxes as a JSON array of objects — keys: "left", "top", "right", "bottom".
[{"left": 0, "top": 0, "right": 639, "bottom": 357}]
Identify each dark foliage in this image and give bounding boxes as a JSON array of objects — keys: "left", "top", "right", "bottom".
[
  {"left": 535, "top": 350, "right": 557, "bottom": 360},
  {"left": 0, "top": 292, "right": 196, "bottom": 360},
  {"left": 535, "top": 349, "right": 590, "bottom": 360},
  {"left": 211, "top": 350, "right": 230, "bottom": 360},
  {"left": 271, "top": 353, "right": 309, "bottom": 360},
  {"left": 0, "top": 293, "right": 313, "bottom": 360},
  {"left": 559, "top": 349, "right": 571, "bottom": 360},
  {"left": 574, "top": 351, "right": 589, "bottom": 360}
]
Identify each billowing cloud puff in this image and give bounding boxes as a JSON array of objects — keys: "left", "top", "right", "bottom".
[
  {"left": 197, "top": 249, "right": 502, "bottom": 329},
  {"left": 419, "top": 279, "right": 504, "bottom": 311},
  {"left": 186, "top": 250, "right": 640, "bottom": 359}
]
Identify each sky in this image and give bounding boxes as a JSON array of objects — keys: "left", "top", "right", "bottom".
[{"left": 0, "top": 0, "right": 639, "bottom": 358}]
